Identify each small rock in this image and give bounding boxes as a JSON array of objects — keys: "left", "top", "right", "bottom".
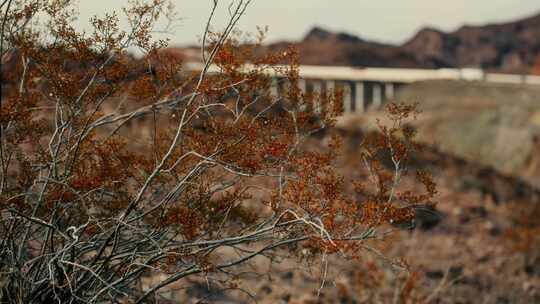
[
  {"left": 449, "top": 265, "right": 463, "bottom": 280},
  {"left": 470, "top": 206, "right": 488, "bottom": 218},
  {"left": 425, "top": 270, "right": 444, "bottom": 280},
  {"left": 261, "top": 285, "right": 272, "bottom": 294},
  {"left": 281, "top": 293, "right": 291, "bottom": 303},
  {"left": 477, "top": 255, "right": 490, "bottom": 263},
  {"left": 281, "top": 271, "right": 294, "bottom": 281}
]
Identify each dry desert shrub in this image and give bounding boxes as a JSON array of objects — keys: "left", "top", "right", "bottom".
[{"left": 0, "top": 1, "right": 435, "bottom": 302}]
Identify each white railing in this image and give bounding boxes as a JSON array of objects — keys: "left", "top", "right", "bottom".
[{"left": 184, "top": 62, "right": 540, "bottom": 85}]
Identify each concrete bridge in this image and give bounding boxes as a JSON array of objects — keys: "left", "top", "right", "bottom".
[{"left": 185, "top": 63, "right": 540, "bottom": 114}]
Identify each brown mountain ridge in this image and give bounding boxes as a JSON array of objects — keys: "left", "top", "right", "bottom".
[{"left": 265, "top": 11, "right": 540, "bottom": 73}]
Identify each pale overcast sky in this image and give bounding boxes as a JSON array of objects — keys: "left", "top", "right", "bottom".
[{"left": 75, "top": 0, "right": 540, "bottom": 47}]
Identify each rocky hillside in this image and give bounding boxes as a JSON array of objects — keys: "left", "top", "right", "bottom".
[
  {"left": 266, "top": 27, "right": 424, "bottom": 68},
  {"left": 338, "top": 80, "right": 540, "bottom": 187},
  {"left": 266, "top": 12, "right": 540, "bottom": 73}
]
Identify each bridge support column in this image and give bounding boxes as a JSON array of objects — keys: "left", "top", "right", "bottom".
[
  {"left": 312, "top": 80, "right": 322, "bottom": 114},
  {"left": 385, "top": 83, "right": 395, "bottom": 100},
  {"left": 326, "top": 80, "right": 335, "bottom": 92},
  {"left": 343, "top": 82, "right": 353, "bottom": 114},
  {"left": 326, "top": 80, "right": 335, "bottom": 113},
  {"left": 298, "top": 79, "right": 307, "bottom": 94},
  {"left": 373, "top": 83, "right": 382, "bottom": 108},
  {"left": 270, "top": 77, "right": 279, "bottom": 97},
  {"left": 297, "top": 79, "right": 307, "bottom": 112},
  {"left": 354, "top": 82, "right": 365, "bottom": 113}
]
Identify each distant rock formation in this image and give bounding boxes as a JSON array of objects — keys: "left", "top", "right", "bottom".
[{"left": 265, "top": 12, "right": 540, "bottom": 73}]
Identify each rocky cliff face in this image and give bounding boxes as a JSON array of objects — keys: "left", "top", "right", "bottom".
[
  {"left": 394, "top": 80, "right": 540, "bottom": 185},
  {"left": 267, "top": 12, "right": 540, "bottom": 73},
  {"left": 403, "top": 12, "right": 540, "bottom": 72}
]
